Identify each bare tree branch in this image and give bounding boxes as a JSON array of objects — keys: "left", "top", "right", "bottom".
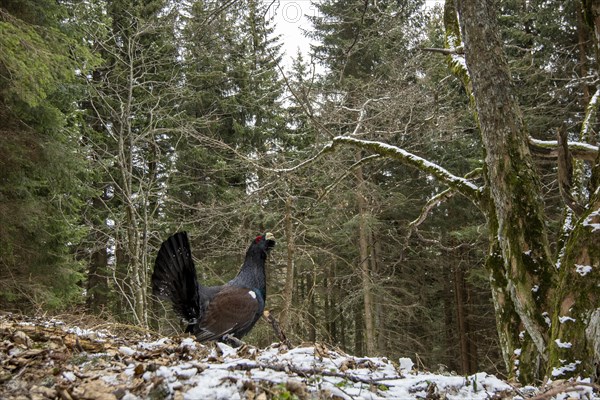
[
  {"left": 409, "top": 188, "right": 455, "bottom": 229},
  {"left": 422, "top": 47, "right": 464, "bottom": 55}
]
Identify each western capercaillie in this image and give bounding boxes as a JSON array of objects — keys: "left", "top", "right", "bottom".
[{"left": 152, "top": 232, "right": 275, "bottom": 343}]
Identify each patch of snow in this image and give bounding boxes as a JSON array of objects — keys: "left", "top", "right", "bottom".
[
  {"left": 451, "top": 53, "right": 468, "bottom": 71},
  {"left": 582, "top": 88, "right": 600, "bottom": 137},
  {"left": 559, "top": 316, "right": 576, "bottom": 323},
  {"left": 555, "top": 339, "right": 573, "bottom": 349},
  {"left": 184, "top": 376, "right": 241, "bottom": 400},
  {"left": 216, "top": 342, "right": 238, "bottom": 358},
  {"left": 119, "top": 346, "right": 137, "bottom": 356},
  {"left": 66, "top": 325, "right": 112, "bottom": 340},
  {"left": 399, "top": 357, "right": 414, "bottom": 372},
  {"left": 156, "top": 365, "right": 175, "bottom": 380},
  {"left": 552, "top": 360, "right": 581, "bottom": 377},
  {"left": 532, "top": 285, "right": 539, "bottom": 293},
  {"left": 514, "top": 348, "right": 522, "bottom": 356},
  {"left": 138, "top": 337, "right": 171, "bottom": 350},
  {"left": 62, "top": 371, "right": 76, "bottom": 382},
  {"left": 173, "top": 365, "right": 198, "bottom": 379},
  {"left": 575, "top": 264, "right": 593, "bottom": 276},
  {"left": 179, "top": 337, "right": 197, "bottom": 350},
  {"left": 583, "top": 210, "right": 600, "bottom": 232},
  {"left": 542, "top": 312, "right": 552, "bottom": 327},
  {"left": 529, "top": 137, "right": 599, "bottom": 154}
]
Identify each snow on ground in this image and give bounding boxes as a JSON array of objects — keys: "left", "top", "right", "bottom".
[
  {"left": 169, "top": 342, "right": 515, "bottom": 400},
  {"left": 1, "top": 313, "right": 599, "bottom": 400}
]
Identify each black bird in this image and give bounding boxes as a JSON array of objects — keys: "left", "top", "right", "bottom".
[{"left": 151, "top": 231, "right": 275, "bottom": 343}]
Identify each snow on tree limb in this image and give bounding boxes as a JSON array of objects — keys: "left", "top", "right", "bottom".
[
  {"left": 331, "top": 136, "right": 481, "bottom": 201},
  {"left": 581, "top": 87, "right": 600, "bottom": 141},
  {"left": 270, "top": 136, "right": 481, "bottom": 202},
  {"left": 528, "top": 136, "right": 598, "bottom": 161}
]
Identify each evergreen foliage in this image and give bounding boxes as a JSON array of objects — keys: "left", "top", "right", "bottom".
[{"left": 0, "top": 0, "right": 94, "bottom": 310}]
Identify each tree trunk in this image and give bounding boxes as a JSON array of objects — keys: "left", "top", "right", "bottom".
[
  {"left": 87, "top": 232, "right": 109, "bottom": 313},
  {"left": 549, "top": 208, "right": 600, "bottom": 379},
  {"left": 307, "top": 263, "right": 317, "bottom": 342},
  {"left": 443, "top": 260, "right": 458, "bottom": 372},
  {"left": 355, "top": 155, "right": 376, "bottom": 355},
  {"left": 354, "top": 302, "right": 365, "bottom": 356},
  {"left": 281, "top": 196, "right": 295, "bottom": 332},
  {"left": 576, "top": 1, "right": 591, "bottom": 114},
  {"left": 454, "top": 262, "right": 470, "bottom": 374},
  {"left": 371, "top": 235, "right": 386, "bottom": 354},
  {"left": 546, "top": 1, "right": 600, "bottom": 380},
  {"left": 457, "top": 0, "right": 554, "bottom": 381}
]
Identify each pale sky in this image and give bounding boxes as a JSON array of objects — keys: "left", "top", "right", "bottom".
[
  {"left": 267, "top": 0, "right": 443, "bottom": 68},
  {"left": 267, "top": 1, "right": 317, "bottom": 65}
]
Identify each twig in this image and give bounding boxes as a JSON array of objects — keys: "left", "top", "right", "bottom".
[{"left": 408, "top": 168, "right": 482, "bottom": 232}]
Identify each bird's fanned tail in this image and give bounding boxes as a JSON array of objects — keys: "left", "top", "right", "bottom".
[{"left": 151, "top": 232, "right": 200, "bottom": 323}]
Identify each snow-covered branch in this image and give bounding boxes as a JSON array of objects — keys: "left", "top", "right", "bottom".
[
  {"left": 528, "top": 137, "right": 598, "bottom": 162},
  {"left": 331, "top": 136, "right": 482, "bottom": 201},
  {"left": 268, "top": 136, "right": 481, "bottom": 202},
  {"left": 581, "top": 87, "right": 600, "bottom": 140}
]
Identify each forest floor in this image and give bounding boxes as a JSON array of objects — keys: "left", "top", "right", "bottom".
[{"left": 0, "top": 313, "right": 598, "bottom": 400}]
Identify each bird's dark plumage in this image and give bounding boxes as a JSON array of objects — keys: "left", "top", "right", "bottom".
[{"left": 152, "top": 231, "right": 275, "bottom": 343}]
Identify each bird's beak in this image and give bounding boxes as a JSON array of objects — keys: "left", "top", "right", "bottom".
[{"left": 265, "top": 232, "right": 275, "bottom": 241}]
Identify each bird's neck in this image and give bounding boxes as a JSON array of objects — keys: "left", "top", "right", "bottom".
[{"left": 229, "top": 259, "right": 266, "bottom": 292}]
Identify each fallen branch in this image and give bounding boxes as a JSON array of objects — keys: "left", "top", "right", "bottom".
[
  {"left": 229, "top": 361, "right": 397, "bottom": 388},
  {"left": 528, "top": 381, "right": 600, "bottom": 400}
]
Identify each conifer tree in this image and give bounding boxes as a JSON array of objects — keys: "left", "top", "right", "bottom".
[{"left": 0, "top": 0, "right": 94, "bottom": 310}]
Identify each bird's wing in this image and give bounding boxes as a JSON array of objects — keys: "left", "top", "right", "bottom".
[{"left": 194, "top": 286, "right": 262, "bottom": 342}]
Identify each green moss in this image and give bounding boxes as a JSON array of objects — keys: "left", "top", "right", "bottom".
[{"left": 548, "top": 210, "right": 600, "bottom": 378}]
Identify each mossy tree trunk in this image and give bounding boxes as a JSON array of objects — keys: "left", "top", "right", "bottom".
[
  {"left": 483, "top": 207, "right": 544, "bottom": 382},
  {"left": 547, "top": 1, "right": 600, "bottom": 380},
  {"left": 455, "top": 0, "right": 600, "bottom": 382},
  {"left": 549, "top": 206, "right": 600, "bottom": 380},
  {"left": 456, "top": 0, "right": 555, "bottom": 382}
]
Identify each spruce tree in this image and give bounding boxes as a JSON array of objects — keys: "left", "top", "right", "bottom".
[{"left": 0, "top": 0, "right": 94, "bottom": 310}]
